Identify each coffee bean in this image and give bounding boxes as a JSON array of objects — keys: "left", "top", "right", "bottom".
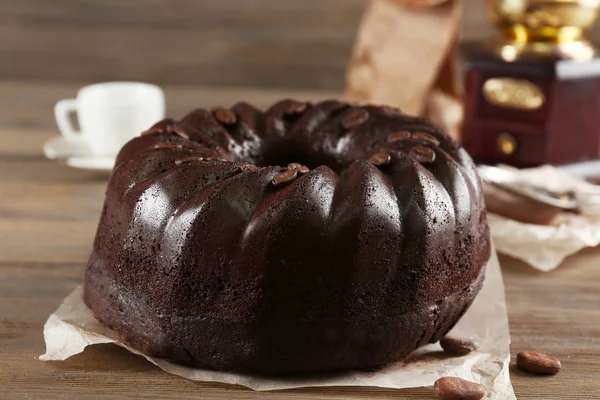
[
  {"left": 342, "top": 108, "right": 369, "bottom": 129},
  {"left": 241, "top": 164, "right": 258, "bottom": 171},
  {"left": 288, "top": 163, "right": 309, "bottom": 175},
  {"left": 433, "top": 377, "right": 486, "bottom": 400},
  {"left": 297, "top": 165, "right": 310, "bottom": 175},
  {"left": 387, "top": 130, "right": 412, "bottom": 143},
  {"left": 154, "top": 143, "right": 183, "bottom": 150},
  {"left": 284, "top": 101, "right": 308, "bottom": 116},
  {"left": 173, "top": 127, "right": 190, "bottom": 140},
  {"left": 381, "top": 104, "right": 401, "bottom": 115},
  {"left": 175, "top": 156, "right": 205, "bottom": 165},
  {"left": 141, "top": 127, "right": 162, "bottom": 136},
  {"left": 142, "top": 119, "right": 174, "bottom": 135},
  {"left": 516, "top": 351, "right": 561, "bottom": 375},
  {"left": 412, "top": 131, "right": 440, "bottom": 146},
  {"left": 410, "top": 145, "right": 436, "bottom": 164},
  {"left": 271, "top": 168, "right": 298, "bottom": 187},
  {"left": 440, "top": 336, "right": 478, "bottom": 356},
  {"left": 213, "top": 107, "right": 237, "bottom": 125},
  {"left": 369, "top": 152, "right": 391, "bottom": 166}
]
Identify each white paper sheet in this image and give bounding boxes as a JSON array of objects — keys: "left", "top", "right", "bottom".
[
  {"left": 489, "top": 165, "right": 600, "bottom": 271},
  {"left": 40, "top": 249, "right": 514, "bottom": 398}
]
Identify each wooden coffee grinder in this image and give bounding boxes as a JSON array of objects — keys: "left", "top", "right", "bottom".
[{"left": 461, "top": 0, "right": 600, "bottom": 167}]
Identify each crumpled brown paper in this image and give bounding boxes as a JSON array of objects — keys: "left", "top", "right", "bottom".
[
  {"left": 486, "top": 165, "right": 600, "bottom": 271},
  {"left": 40, "top": 249, "right": 515, "bottom": 398},
  {"left": 346, "top": 0, "right": 463, "bottom": 140}
]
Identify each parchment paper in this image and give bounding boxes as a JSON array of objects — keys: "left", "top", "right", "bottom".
[
  {"left": 40, "top": 248, "right": 514, "bottom": 398},
  {"left": 488, "top": 165, "right": 600, "bottom": 271}
]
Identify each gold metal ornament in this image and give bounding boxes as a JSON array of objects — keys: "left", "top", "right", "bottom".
[
  {"left": 485, "top": 0, "right": 600, "bottom": 60},
  {"left": 487, "top": 0, "right": 600, "bottom": 43},
  {"left": 482, "top": 78, "right": 545, "bottom": 110}
]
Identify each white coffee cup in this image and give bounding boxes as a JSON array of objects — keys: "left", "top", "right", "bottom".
[{"left": 55, "top": 82, "right": 165, "bottom": 156}]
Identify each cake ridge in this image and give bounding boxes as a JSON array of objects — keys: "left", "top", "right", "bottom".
[{"left": 429, "top": 147, "right": 479, "bottom": 230}]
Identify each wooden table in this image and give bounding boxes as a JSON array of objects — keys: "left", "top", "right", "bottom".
[{"left": 1, "top": 82, "right": 599, "bottom": 399}]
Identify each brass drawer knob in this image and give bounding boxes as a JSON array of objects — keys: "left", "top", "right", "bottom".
[{"left": 497, "top": 133, "right": 518, "bottom": 155}]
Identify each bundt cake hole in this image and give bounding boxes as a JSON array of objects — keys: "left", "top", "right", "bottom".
[{"left": 255, "top": 147, "right": 343, "bottom": 173}]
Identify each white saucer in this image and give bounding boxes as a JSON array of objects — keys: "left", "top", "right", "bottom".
[
  {"left": 43, "top": 136, "right": 92, "bottom": 159},
  {"left": 43, "top": 136, "right": 116, "bottom": 172},
  {"left": 66, "top": 156, "right": 115, "bottom": 171}
]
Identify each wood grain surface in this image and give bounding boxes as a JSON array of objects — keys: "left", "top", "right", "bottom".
[
  {"left": 7, "top": 0, "right": 597, "bottom": 89},
  {"left": 1, "top": 83, "right": 600, "bottom": 399},
  {"left": 0, "top": 0, "right": 365, "bottom": 89}
]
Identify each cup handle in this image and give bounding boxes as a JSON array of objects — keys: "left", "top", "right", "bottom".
[{"left": 54, "top": 99, "right": 80, "bottom": 141}]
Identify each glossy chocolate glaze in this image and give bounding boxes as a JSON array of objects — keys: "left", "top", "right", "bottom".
[{"left": 84, "top": 100, "right": 491, "bottom": 374}]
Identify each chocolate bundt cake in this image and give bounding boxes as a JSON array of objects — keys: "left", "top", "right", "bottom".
[{"left": 84, "top": 99, "right": 490, "bottom": 375}]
